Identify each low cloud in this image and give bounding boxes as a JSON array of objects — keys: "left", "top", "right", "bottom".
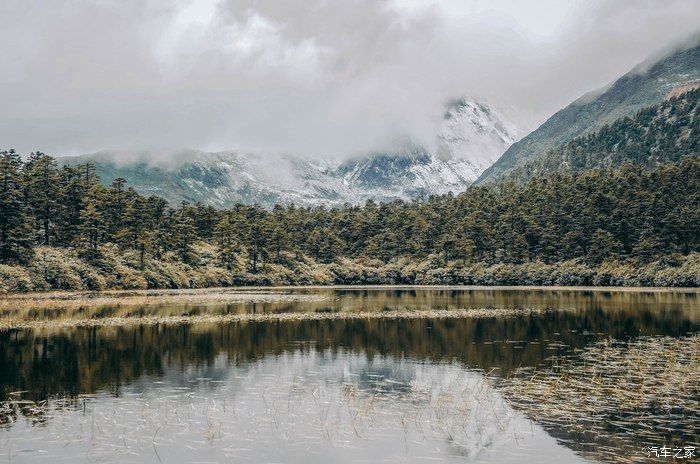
[{"left": 0, "top": 0, "right": 698, "bottom": 159}]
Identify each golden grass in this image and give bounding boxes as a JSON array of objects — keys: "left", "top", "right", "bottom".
[
  {"left": 0, "top": 288, "right": 328, "bottom": 312},
  {"left": 0, "top": 307, "right": 552, "bottom": 331}
]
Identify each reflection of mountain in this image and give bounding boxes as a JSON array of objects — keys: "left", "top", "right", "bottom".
[{"left": 0, "top": 353, "right": 583, "bottom": 464}]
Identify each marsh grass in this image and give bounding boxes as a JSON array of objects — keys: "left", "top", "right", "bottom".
[
  {"left": 0, "top": 288, "right": 338, "bottom": 330},
  {"left": 500, "top": 334, "right": 700, "bottom": 463},
  {"left": 0, "top": 287, "right": 328, "bottom": 312},
  {"left": 0, "top": 307, "right": 553, "bottom": 331}
]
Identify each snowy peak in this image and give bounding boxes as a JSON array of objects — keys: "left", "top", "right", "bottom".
[
  {"left": 437, "top": 98, "right": 522, "bottom": 170},
  {"left": 335, "top": 98, "right": 523, "bottom": 193},
  {"left": 65, "top": 98, "right": 522, "bottom": 207}
]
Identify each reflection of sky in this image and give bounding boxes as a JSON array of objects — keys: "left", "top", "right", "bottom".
[{"left": 0, "top": 350, "right": 588, "bottom": 463}]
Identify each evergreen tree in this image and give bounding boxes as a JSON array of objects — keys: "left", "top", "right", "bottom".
[
  {"left": 172, "top": 203, "right": 197, "bottom": 264},
  {"left": 24, "top": 151, "right": 58, "bottom": 245},
  {"left": 78, "top": 200, "right": 104, "bottom": 261},
  {"left": 0, "top": 150, "right": 32, "bottom": 264},
  {"left": 214, "top": 213, "right": 242, "bottom": 280},
  {"left": 54, "top": 164, "right": 86, "bottom": 246}
]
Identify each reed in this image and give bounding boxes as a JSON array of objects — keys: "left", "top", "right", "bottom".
[{"left": 499, "top": 334, "right": 700, "bottom": 463}]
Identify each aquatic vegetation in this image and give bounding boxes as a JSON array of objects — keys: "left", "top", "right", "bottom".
[
  {"left": 0, "top": 356, "right": 570, "bottom": 463},
  {"left": 0, "top": 307, "right": 553, "bottom": 331},
  {"left": 0, "top": 287, "right": 329, "bottom": 312},
  {"left": 500, "top": 334, "right": 700, "bottom": 463}
]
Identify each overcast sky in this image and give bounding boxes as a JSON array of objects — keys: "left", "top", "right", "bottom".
[{"left": 1, "top": 0, "right": 698, "bottom": 158}]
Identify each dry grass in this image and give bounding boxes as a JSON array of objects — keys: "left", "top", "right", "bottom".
[
  {"left": 0, "top": 307, "right": 552, "bottom": 331},
  {"left": 0, "top": 288, "right": 329, "bottom": 312},
  {"left": 500, "top": 334, "right": 700, "bottom": 463}
]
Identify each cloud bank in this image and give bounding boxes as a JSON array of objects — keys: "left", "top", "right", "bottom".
[{"left": 0, "top": 0, "right": 698, "bottom": 158}]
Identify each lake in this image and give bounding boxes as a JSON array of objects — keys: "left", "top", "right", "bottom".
[{"left": 0, "top": 287, "right": 698, "bottom": 463}]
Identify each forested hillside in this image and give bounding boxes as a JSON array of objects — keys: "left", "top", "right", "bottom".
[
  {"left": 508, "top": 89, "right": 698, "bottom": 183},
  {"left": 1, "top": 148, "right": 698, "bottom": 291},
  {"left": 476, "top": 43, "right": 700, "bottom": 184}
]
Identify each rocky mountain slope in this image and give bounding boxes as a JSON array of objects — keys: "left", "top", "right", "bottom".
[
  {"left": 62, "top": 98, "right": 522, "bottom": 208},
  {"left": 475, "top": 42, "right": 700, "bottom": 185}
]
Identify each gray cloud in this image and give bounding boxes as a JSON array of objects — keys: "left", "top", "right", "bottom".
[{"left": 1, "top": 0, "right": 698, "bottom": 158}]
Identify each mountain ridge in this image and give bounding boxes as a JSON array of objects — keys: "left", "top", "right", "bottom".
[
  {"left": 61, "top": 98, "right": 522, "bottom": 207},
  {"left": 505, "top": 88, "right": 699, "bottom": 183},
  {"left": 474, "top": 42, "right": 700, "bottom": 185}
]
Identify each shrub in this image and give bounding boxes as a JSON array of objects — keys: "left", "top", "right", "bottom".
[
  {"left": 4, "top": 247, "right": 699, "bottom": 292},
  {"left": 0, "top": 265, "right": 35, "bottom": 292},
  {"left": 29, "top": 247, "right": 85, "bottom": 290}
]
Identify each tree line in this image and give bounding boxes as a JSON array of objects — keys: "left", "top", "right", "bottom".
[{"left": 1, "top": 148, "right": 698, "bottom": 280}]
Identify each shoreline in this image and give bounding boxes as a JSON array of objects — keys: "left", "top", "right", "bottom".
[
  {"left": 3, "top": 248, "right": 699, "bottom": 294},
  {"left": 3, "top": 283, "right": 700, "bottom": 300}
]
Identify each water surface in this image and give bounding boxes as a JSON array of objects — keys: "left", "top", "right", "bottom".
[{"left": 0, "top": 287, "right": 698, "bottom": 463}]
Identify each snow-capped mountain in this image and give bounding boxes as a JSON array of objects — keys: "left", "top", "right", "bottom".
[
  {"left": 63, "top": 98, "right": 522, "bottom": 207},
  {"left": 437, "top": 99, "right": 521, "bottom": 169}
]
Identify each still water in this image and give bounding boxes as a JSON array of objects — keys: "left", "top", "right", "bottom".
[{"left": 0, "top": 287, "right": 698, "bottom": 463}]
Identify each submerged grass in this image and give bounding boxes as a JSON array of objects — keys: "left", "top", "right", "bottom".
[
  {"left": 500, "top": 334, "right": 700, "bottom": 463},
  {"left": 0, "top": 307, "right": 552, "bottom": 331}
]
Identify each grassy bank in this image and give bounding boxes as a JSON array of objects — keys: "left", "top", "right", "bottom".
[{"left": 1, "top": 243, "right": 699, "bottom": 293}]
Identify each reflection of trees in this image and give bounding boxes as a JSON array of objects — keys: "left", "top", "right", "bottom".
[
  {"left": 1, "top": 304, "right": 697, "bottom": 404},
  {"left": 3, "top": 288, "right": 698, "bottom": 325}
]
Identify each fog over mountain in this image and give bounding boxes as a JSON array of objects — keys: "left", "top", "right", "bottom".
[
  {"left": 1, "top": 0, "right": 699, "bottom": 161},
  {"left": 62, "top": 97, "right": 522, "bottom": 207}
]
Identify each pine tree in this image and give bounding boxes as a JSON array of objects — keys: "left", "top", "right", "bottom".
[
  {"left": 319, "top": 227, "right": 343, "bottom": 263},
  {"left": 586, "top": 229, "right": 623, "bottom": 265},
  {"left": 172, "top": 204, "right": 197, "bottom": 264},
  {"left": 105, "top": 177, "right": 127, "bottom": 241},
  {"left": 24, "top": 151, "right": 58, "bottom": 245},
  {"left": 243, "top": 207, "right": 269, "bottom": 272},
  {"left": 214, "top": 213, "right": 242, "bottom": 281},
  {"left": 0, "top": 150, "right": 32, "bottom": 264},
  {"left": 78, "top": 200, "right": 104, "bottom": 261},
  {"left": 136, "top": 230, "right": 155, "bottom": 269},
  {"left": 54, "top": 165, "right": 86, "bottom": 246}
]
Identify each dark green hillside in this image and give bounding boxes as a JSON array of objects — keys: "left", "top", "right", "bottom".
[
  {"left": 508, "top": 88, "right": 698, "bottom": 183},
  {"left": 476, "top": 43, "right": 700, "bottom": 184}
]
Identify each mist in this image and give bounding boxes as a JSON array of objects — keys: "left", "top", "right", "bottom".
[{"left": 1, "top": 0, "right": 698, "bottom": 159}]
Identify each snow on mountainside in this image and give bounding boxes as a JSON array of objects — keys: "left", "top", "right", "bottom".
[
  {"left": 63, "top": 99, "right": 522, "bottom": 208},
  {"left": 437, "top": 99, "right": 521, "bottom": 168}
]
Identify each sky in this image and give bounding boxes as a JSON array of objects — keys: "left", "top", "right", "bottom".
[{"left": 0, "top": 0, "right": 698, "bottom": 159}]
